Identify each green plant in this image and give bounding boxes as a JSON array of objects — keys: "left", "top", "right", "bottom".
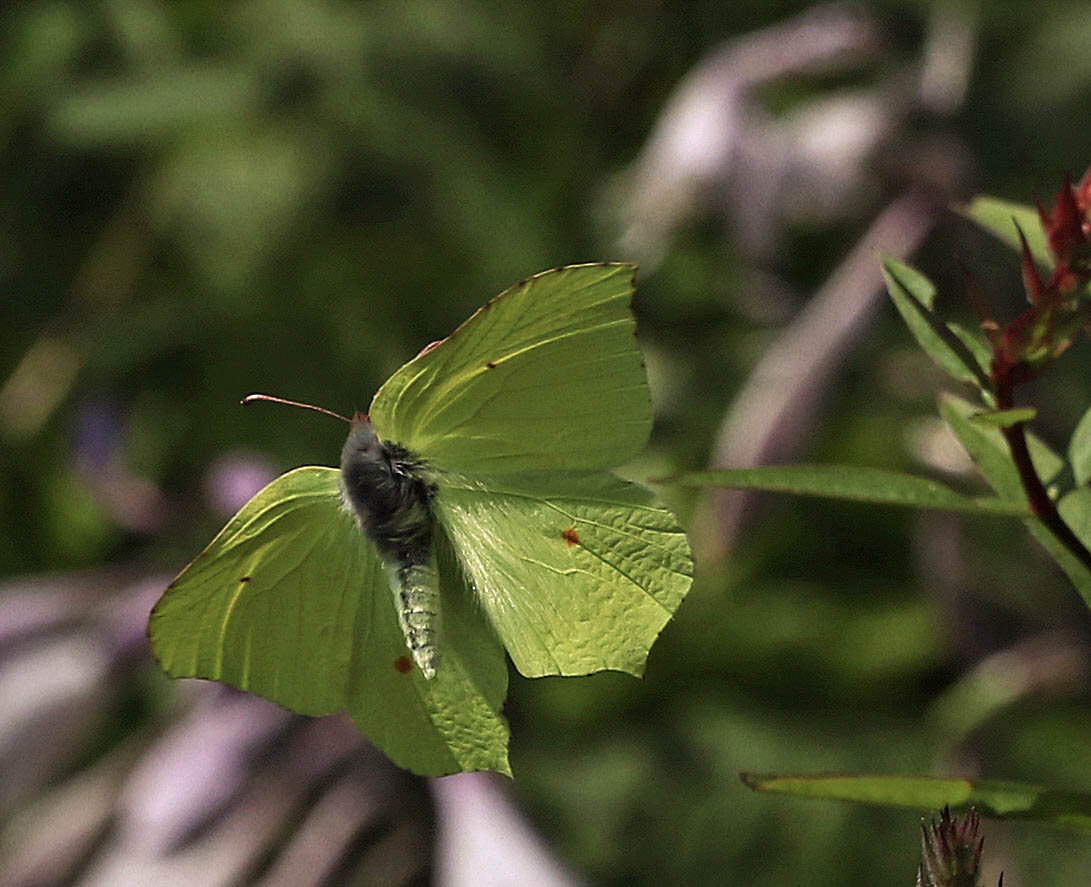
[{"left": 675, "top": 168, "right": 1091, "bottom": 872}]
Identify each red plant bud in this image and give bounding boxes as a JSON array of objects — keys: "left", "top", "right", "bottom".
[
  {"left": 1076, "top": 166, "right": 1091, "bottom": 223},
  {"left": 1036, "top": 175, "right": 1091, "bottom": 268},
  {"left": 917, "top": 807, "right": 993, "bottom": 887},
  {"left": 1018, "top": 226, "right": 1047, "bottom": 306},
  {"left": 1050, "top": 265, "right": 1082, "bottom": 294}
]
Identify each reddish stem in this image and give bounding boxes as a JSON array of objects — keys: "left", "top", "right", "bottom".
[{"left": 995, "top": 372, "right": 1091, "bottom": 571}]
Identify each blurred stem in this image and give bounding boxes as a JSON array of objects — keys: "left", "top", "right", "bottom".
[{"left": 995, "top": 373, "right": 1091, "bottom": 570}]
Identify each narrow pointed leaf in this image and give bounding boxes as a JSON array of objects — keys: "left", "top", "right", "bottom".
[
  {"left": 882, "top": 258, "right": 991, "bottom": 391},
  {"left": 667, "top": 466, "right": 1027, "bottom": 517},
  {"left": 741, "top": 772, "right": 1091, "bottom": 835},
  {"left": 938, "top": 394, "right": 1064, "bottom": 502},
  {"left": 888, "top": 255, "right": 939, "bottom": 309},
  {"left": 946, "top": 321, "right": 994, "bottom": 375},
  {"left": 970, "top": 407, "right": 1037, "bottom": 427},
  {"left": 1069, "top": 403, "right": 1091, "bottom": 486},
  {"left": 940, "top": 394, "right": 1091, "bottom": 605}
]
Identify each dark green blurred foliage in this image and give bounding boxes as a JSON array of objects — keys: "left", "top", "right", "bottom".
[{"left": 5, "top": 1, "right": 1091, "bottom": 885}]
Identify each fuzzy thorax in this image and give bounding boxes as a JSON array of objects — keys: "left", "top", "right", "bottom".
[{"left": 339, "top": 415, "right": 439, "bottom": 678}]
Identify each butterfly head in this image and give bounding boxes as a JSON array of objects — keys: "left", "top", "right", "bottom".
[{"left": 342, "top": 412, "right": 383, "bottom": 467}]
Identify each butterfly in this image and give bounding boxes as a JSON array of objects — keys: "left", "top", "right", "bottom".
[{"left": 149, "top": 263, "right": 693, "bottom": 776}]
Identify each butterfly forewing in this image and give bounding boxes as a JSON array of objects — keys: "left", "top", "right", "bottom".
[
  {"left": 148, "top": 466, "right": 511, "bottom": 776},
  {"left": 148, "top": 467, "right": 369, "bottom": 715},
  {"left": 368, "top": 264, "right": 650, "bottom": 476}
]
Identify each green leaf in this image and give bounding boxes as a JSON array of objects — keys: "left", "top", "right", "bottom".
[
  {"left": 370, "top": 263, "right": 650, "bottom": 476},
  {"left": 961, "top": 195, "right": 1051, "bottom": 268},
  {"left": 433, "top": 471, "right": 693, "bottom": 677},
  {"left": 1040, "top": 487, "right": 1091, "bottom": 606},
  {"left": 969, "top": 407, "right": 1037, "bottom": 427},
  {"left": 940, "top": 394, "right": 1091, "bottom": 605},
  {"left": 946, "top": 321, "right": 994, "bottom": 379},
  {"left": 1069, "top": 402, "right": 1091, "bottom": 486},
  {"left": 149, "top": 468, "right": 511, "bottom": 777},
  {"left": 741, "top": 772, "right": 1091, "bottom": 835},
  {"left": 1059, "top": 486, "right": 1091, "bottom": 545},
  {"left": 50, "top": 69, "right": 261, "bottom": 146},
  {"left": 666, "top": 466, "right": 1027, "bottom": 517},
  {"left": 881, "top": 258, "right": 991, "bottom": 392},
  {"left": 887, "top": 255, "right": 938, "bottom": 309},
  {"left": 938, "top": 394, "right": 1063, "bottom": 502}
]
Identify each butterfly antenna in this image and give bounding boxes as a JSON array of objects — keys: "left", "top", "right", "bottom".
[{"left": 241, "top": 393, "right": 351, "bottom": 423}]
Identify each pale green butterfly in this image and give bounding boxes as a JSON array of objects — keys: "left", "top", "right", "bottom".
[{"left": 149, "top": 263, "right": 693, "bottom": 776}]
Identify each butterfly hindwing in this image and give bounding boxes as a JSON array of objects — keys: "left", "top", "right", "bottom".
[{"left": 432, "top": 471, "right": 693, "bottom": 678}]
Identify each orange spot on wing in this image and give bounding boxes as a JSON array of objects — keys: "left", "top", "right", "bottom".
[
  {"left": 394, "top": 656, "right": 413, "bottom": 674},
  {"left": 562, "top": 527, "right": 580, "bottom": 546}
]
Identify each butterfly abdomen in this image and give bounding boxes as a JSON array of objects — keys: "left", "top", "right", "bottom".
[
  {"left": 340, "top": 417, "right": 439, "bottom": 678},
  {"left": 390, "top": 558, "right": 439, "bottom": 679}
]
